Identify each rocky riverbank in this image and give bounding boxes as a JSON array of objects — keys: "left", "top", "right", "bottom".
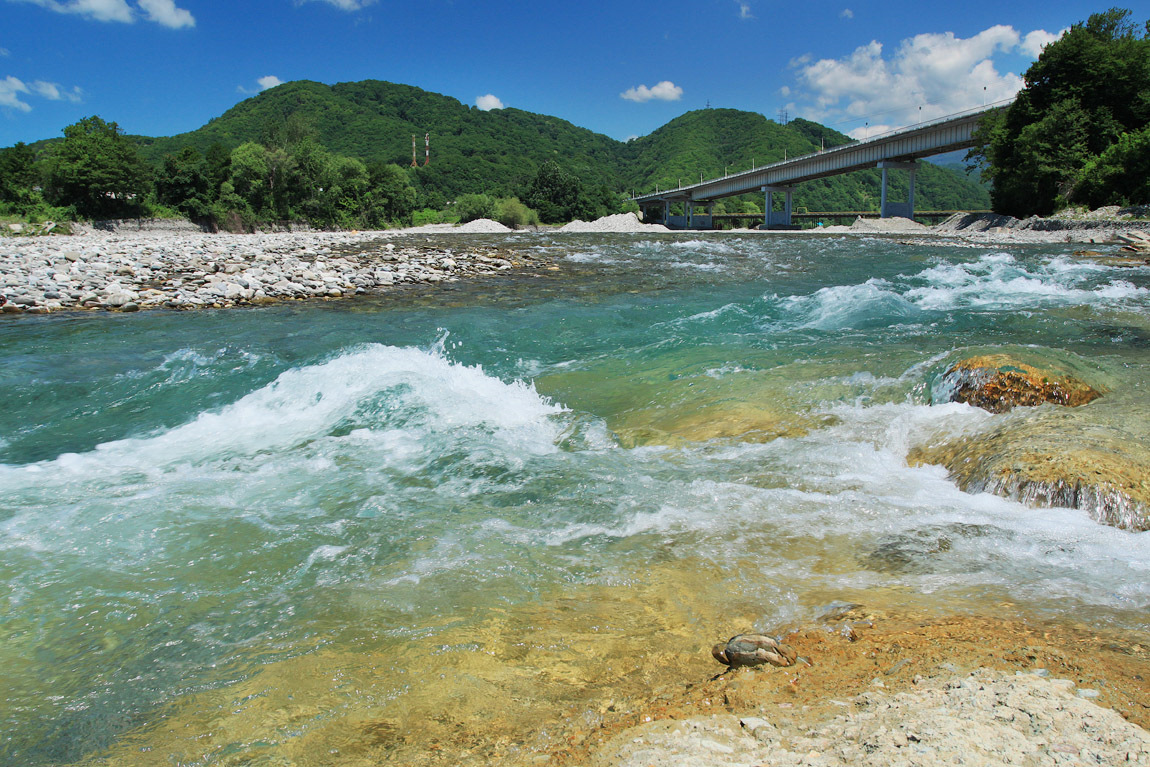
[
  {"left": 564, "top": 607, "right": 1150, "bottom": 767},
  {"left": 0, "top": 227, "right": 546, "bottom": 314}
]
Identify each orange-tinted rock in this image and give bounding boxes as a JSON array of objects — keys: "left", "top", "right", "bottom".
[{"left": 939, "top": 354, "right": 1102, "bottom": 413}]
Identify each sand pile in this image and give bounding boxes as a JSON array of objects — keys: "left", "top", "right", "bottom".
[{"left": 559, "top": 213, "right": 671, "bottom": 233}]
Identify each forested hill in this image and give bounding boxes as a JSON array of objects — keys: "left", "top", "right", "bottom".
[{"left": 134, "top": 79, "right": 988, "bottom": 211}]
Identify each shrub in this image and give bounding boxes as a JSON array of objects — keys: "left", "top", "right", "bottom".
[
  {"left": 455, "top": 193, "right": 495, "bottom": 223},
  {"left": 493, "top": 197, "right": 540, "bottom": 229}
]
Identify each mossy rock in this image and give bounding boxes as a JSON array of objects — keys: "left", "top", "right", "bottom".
[{"left": 936, "top": 354, "right": 1103, "bottom": 413}]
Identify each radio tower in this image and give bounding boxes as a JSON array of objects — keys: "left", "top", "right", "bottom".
[
  {"left": 423, "top": 132, "right": 430, "bottom": 166},
  {"left": 411, "top": 135, "right": 417, "bottom": 167}
]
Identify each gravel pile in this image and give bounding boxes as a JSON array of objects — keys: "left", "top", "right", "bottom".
[
  {"left": 0, "top": 230, "right": 530, "bottom": 313},
  {"left": 591, "top": 669, "right": 1150, "bottom": 767},
  {"left": 559, "top": 213, "right": 671, "bottom": 233}
]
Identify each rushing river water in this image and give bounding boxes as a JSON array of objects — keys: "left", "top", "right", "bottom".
[{"left": 2, "top": 232, "right": 1150, "bottom": 765}]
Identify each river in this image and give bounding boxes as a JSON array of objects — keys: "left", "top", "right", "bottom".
[{"left": 2, "top": 231, "right": 1149, "bottom": 765}]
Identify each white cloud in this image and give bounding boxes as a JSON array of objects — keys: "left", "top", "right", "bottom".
[
  {"left": 1020, "top": 28, "right": 1065, "bottom": 58},
  {"left": 12, "top": 0, "right": 195, "bottom": 27},
  {"left": 0, "top": 47, "right": 10, "bottom": 57},
  {"left": 299, "top": 0, "right": 377, "bottom": 10},
  {"left": 475, "top": 93, "right": 504, "bottom": 111},
  {"left": 137, "top": 0, "right": 194, "bottom": 28},
  {"left": 789, "top": 24, "right": 1037, "bottom": 138},
  {"left": 237, "top": 75, "right": 284, "bottom": 94},
  {"left": 840, "top": 8, "right": 853, "bottom": 19},
  {"left": 0, "top": 74, "right": 82, "bottom": 112},
  {"left": 30, "top": 80, "right": 83, "bottom": 101},
  {"left": 736, "top": 1, "right": 753, "bottom": 20},
  {"left": 621, "top": 80, "right": 683, "bottom": 103},
  {"left": 0, "top": 75, "right": 32, "bottom": 112}
]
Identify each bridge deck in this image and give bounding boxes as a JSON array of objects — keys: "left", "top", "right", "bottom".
[{"left": 633, "top": 102, "right": 1007, "bottom": 205}]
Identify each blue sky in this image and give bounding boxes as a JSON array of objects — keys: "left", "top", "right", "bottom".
[{"left": 0, "top": 0, "right": 1111, "bottom": 148}]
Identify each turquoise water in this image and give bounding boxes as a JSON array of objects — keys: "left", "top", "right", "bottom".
[{"left": 2, "top": 233, "right": 1150, "bottom": 765}]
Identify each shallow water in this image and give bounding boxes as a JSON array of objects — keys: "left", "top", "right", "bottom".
[{"left": 2, "top": 232, "right": 1149, "bottom": 765}]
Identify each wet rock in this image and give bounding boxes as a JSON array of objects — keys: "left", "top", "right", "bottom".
[
  {"left": 936, "top": 354, "right": 1102, "bottom": 413},
  {"left": 712, "top": 634, "right": 797, "bottom": 669},
  {"left": 909, "top": 403, "right": 1150, "bottom": 531}
]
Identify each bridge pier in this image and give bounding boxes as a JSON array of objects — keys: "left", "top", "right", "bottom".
[
  {"left": 879, "top": 160, "right": 917, "bottom": 219},
  {"left": 760, "top": 186, "right": 796, "bottom": 229}
]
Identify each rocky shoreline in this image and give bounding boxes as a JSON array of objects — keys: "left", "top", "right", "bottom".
[
  {"left": 0, "top": 227, "right": 547, "bottom": 314},
  {"left": 2, "top": 210, "right": 1149, "bottom": 315}
]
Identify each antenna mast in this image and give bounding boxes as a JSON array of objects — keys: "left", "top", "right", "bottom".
[
  {"left": 424, "top": 132, "right": 430, "bottom": 166},
  {"left": 411, "top": 135, "right": 417, "bottom": 167}
]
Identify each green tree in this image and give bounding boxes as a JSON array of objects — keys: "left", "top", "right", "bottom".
[
  {"left": 455, "top": 193, "right": 495, "bottom": 222},
  {"left": 493, "top": 197, "right": 539, "bottom": 229},
  {"left": 43, "top": 116, "right": 151, "bottom": 219},
  {"left": 971, "top": 8, "right": 1150, "bottom": 215},
  {"left": 0, "top": 142, "right": 38, "bottom": 202},
  {"left": 155, "top": 146, "right": 212, "bottom": 218},
  {"left": 524, "top": 161, "right": 586, "bottom": 223}
]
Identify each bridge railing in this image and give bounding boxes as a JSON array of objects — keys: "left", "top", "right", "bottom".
[{"left": 633, "top": 98, "right": 1014, "bottom": 201}]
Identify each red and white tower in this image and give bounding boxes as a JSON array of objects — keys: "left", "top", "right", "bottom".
[{"left": 423, "top": 132, "right": 430, "bottom": 166}]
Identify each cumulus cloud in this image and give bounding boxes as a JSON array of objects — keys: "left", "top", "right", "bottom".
[
  {"left": 0, "top": 74, "right": 82, "bottom": 112},
  {"left": 238, "top": 75, "right": 284, "bottom": 94},
  {"left": 736, "top": 1, "right": 753, "bottom": 20},
  {"left": 621, "top": 80, "right": 683, "bottom": 103},
  {"left": 12, "top": 0, "right": 195, "bottom": 27},
  {"left": 137, "top": 0, "right": 193, "bottom": 28},
  {"left": 840, "top": 8, "right": 853, "bottom": 19},
  {"left": 1020, "top": 28, "right": 1065, "bottom": 57},
  {"left": 786, "top": 24, "right": 1051, "bottom": 138},
  {"left": 0, "top": 75, "right": 32, "bottom": 112},
  {"left": 475, "top": 93, "right": 504, "bottom": 111}
]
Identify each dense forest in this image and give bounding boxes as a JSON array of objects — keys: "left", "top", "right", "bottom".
[
  {"left": 1, "top": 77, "right": 993, "bottom": 230},
  {"left": 969, "top": 7, "right": 1150, "bottom": 216}
]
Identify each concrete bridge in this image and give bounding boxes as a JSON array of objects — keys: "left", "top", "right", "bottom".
[{"left": 633, "top": 101, "right": 1010, "bottom": 229}]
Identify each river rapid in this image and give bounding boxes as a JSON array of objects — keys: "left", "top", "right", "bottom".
[{"left": 2, "top": 232, "right": 1149, "bottom": 765}]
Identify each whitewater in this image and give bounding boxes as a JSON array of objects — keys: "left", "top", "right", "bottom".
[{"left": 1, "top": 231, "right": 1148, "bottom": 765}]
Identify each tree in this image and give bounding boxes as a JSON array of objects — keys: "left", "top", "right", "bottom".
[
  {"left": 155, "top": 146, "right": 212, "bottom": 218},
  {"left": 455, "top": 193, "right": 495, "bottom": 222},
  {"left": 43, "top": 116, "right": 151, "bottom": 219},
  {"left": 524, "top": 161, "right": 585, "bottom": 223},
  {"left": 970, "top": 8, "right": 1150, "bottom": 215},
  {"left": 0, "top": 142, "right": 38, "bottom": 202}
]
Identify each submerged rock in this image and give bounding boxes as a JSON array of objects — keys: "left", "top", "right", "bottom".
[{"left": 936, "top": 354, "right": 1103, "bottom": 413}]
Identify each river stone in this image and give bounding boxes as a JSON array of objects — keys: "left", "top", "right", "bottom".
[
  {"left": 936, "top": 354, "right": 1102, "bottom": 413},
  {"left": 909, "top": 396, "right": 1150, "bottom": 531}
]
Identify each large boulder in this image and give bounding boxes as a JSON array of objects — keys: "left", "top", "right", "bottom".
[
  {"left": 935, "top": 354, "right": 1103, "bottom": 413},
  {"left": 909, "top": 399, "right": 1150, "bottom": 531}
]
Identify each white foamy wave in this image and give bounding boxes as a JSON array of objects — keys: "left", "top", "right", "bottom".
[
  {"left": 781, "top": 280, "right": 922, "bottom": 330},
  {"left": 0, "top": 343, "right": 564, "bottom": 479},
  {"left": 905, "top": 254, "right": 1149, "bottom": 311}
]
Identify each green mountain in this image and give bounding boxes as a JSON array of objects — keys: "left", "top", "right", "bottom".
[{"left": 127, "top": 79, "right": 987, "bottom": 211}]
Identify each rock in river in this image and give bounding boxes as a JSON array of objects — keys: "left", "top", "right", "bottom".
[{"left": 935, "top": 354, "right": 1103, "bottom": 413}]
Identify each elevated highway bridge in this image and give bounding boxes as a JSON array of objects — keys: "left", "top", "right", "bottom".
[{"left": 632, "top": 101, "right": 1009, "bottom": 229}]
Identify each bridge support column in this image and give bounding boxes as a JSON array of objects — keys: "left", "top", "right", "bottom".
[
  {"left": 760, "top": 186, "right": 796, "bottom": 229},
  {"left": 879, "top": 161, "right": 917, "bottom": 219}
]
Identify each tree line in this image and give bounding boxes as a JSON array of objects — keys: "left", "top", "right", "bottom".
[
  {"left": 0, "top": 116, "right": 631, "bottom": 230},
  {"left": 970, "top": 7, "right": 1150, "bottom": 216}
]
